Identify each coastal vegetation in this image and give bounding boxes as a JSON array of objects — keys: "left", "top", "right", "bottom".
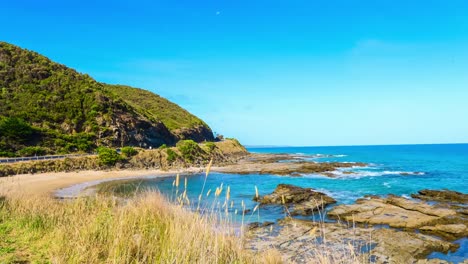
[
  {"left": 0, "top": 139, "right": 247, "bottom": 177},
  {"left": 121, "top": 146, "right": 138, "bottom": 158},
  {"left": 104, "top": 85, "right": 208, "bottom": 131},
  {"left": 0, "top": 42, "right": 215, "bottom": 157},
  {"left": 177, "top": 140, "right": 202, "bottom": 162},
  {"left": 0, "top": 193, "right": 272, "bottom": 263},
  {"left": 96, "top": 147, "right": 123, "bottom": 166}
]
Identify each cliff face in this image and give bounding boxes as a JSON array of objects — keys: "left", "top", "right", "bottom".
[
  {"left": 103, "top": 84, "right": 215, "bottom": 143},
  {"left": 0, "top": 42, "right": 214, "bottom": 155},
  {"left": 172, "top": 125, "right": 215, "bottom": 142}
]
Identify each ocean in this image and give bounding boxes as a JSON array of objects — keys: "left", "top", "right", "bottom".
[
  {"left": 110, "top": 144, "right": 467, "bottom": 219},
  {"left": 97, "top": 143, "right": 468, "bottom": 262}
]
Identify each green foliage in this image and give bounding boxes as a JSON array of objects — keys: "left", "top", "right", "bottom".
[
  {"left": 104, "top": 85, "right": 209, "bottom": 131},
  {"left": 158, "top": 144, "right": 167, "bottom": 149},
  {"left": 0, "top": 150, "right": 15, "bottom": 157},
  {"left": 166, "top": 149, "right": 177, "bottom": 162},
  {"left": 205, "top": 142, "right": 216, "bottom": 152},
  {"left": 0, "top": 117, "right": 34, "bottom": 142},
  {"left": 121, "top": 146, "right": 138, "bottom": 158},
  {"left": 96, "top": 147, "right": 122, "bottom": 166},
  {"left": 0, "top": 42, "right": 214, "bottom": 157},
  {"left": 51, "top": 132, "right": 95, "bottom": 153},
  {"left": 176, "top": 140, "right": 201, "bottom": 162},
  {"left": 17, "top": 146, "right": 46, "bottom": 157}
]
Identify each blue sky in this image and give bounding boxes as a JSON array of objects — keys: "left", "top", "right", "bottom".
[{"left": 2, "top": 0, "right": 468, "bottom": 146}]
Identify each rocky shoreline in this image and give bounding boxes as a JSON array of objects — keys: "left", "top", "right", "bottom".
[
  {"left": 213, "top": 153, "right": 368, "bottom": 177},
  {"left": 246, "top": 185, "right": 467, "bottom": 263},
  {"left": 2, "top": 149, "right": 466, "bottom": 263}
]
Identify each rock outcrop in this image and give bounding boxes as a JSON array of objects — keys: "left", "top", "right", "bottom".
[
  {"left": 254, "top": 184, "right": 336, "bottom": 216},
  {"left": 214, "top": 153, "right": 368, "bottom": 177},
  {"left": 246, "top": 218, "right": 458, "bottom": 264},
  {"left": 328, "top": 193, "right": 468, "bottom": 240},
  {"left": 412, "top": 189, "right": 468, "bottom": 204}
]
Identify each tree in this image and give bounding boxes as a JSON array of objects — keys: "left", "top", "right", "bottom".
[{"left": 0, "top": 117, "right": 34, "bottom": 142}]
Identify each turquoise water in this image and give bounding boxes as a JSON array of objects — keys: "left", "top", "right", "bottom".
[
  {"left": 120, "top": 144, "right": 467, "bottom": 222},
  {"left": 103, "top": 144, "right": 467, "bottom": 261}
]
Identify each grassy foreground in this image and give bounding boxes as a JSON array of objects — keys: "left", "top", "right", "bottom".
[{"left": 0, "top": 193, "right": 280, "bottom": 263}]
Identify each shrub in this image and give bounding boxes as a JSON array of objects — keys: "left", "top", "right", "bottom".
[
  {"left": 0, "top": 150, "right": 15, "bottom": 157},
  {"left": 158, "top": 144, "right": 168, "bottom": 149},
  {"left": 166, "top": 149, "right": 178, "bottom": 162},
  {"left": 205, "top": 142, "right": 216, "bottom": 152},
  {"left": 176, "top": 140, "right": 200, "bottom": 162},
  {"left": 96, "top": 147, "right": 122, "bottom": 166},
  {"left": 17, "top": 146, "right": 47, "bottom": 157},
  {"left": 121, "top": 146, "right": 138, "bottom": 158}
]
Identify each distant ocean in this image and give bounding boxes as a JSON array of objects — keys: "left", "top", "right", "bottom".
[{"left": 97, "top": 143, "right": 468, "bottom": 261}]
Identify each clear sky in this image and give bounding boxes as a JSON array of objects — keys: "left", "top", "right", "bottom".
[{"left": 2, "top": 0, "right": 468, "bottom": 146}]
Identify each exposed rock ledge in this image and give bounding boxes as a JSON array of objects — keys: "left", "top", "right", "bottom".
[
  {"left": 412, "top": 189, "right": 468, "bottom": 204},
  {"left": 246, "top": 188, "right": 466, "bottom": 263},
  {"left": 328, "top": 193, "right": 467, "bottom": 240},
  {"left": 213, "top": 153, "right": 367, "bottom": 177},
  {"left": 253, "top": 184, "right": 336, "bottom": 216},
  {"left": 246, "top": 218, "right": 458, "bottom": 264}
]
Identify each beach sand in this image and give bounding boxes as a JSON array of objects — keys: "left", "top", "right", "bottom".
[
  {"left": 0, "top": 167, "right": 205, "bottom": 197},
  {"left": 0, "top": 153, "right": 366, "bottom": 198}
]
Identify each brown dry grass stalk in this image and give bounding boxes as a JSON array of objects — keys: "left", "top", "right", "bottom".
[{"left": 0, "top": 192, "right": 280, "bottom": 263}]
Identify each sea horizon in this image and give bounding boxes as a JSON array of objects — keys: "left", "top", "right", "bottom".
[{"left": 245, "top": 142, "right": 468, "bottom": 148}]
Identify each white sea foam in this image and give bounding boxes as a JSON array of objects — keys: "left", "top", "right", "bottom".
[
  {"left": 328, "top": 169, "right": 426, "bottom": 179},
  {"left": 294, "top": 152, "right": 306, "bottom": 156},
  {"left": 312, "top": 154, "right": 348, "bottom": 159},
  {"left": 301, "top": 174, "right": 331, "bottom": 179}
]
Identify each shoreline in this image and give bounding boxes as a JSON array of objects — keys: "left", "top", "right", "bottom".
[
  {"left": 0, "top": 167, "right": 205, "bottom": 198},
  {"left": 1, "top": 152, "right": 467, "bottom": 263},
  {"left": 0, "top": 152, "right": 368, "bottom": 198}
]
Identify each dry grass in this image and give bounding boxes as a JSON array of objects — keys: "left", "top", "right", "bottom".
[
  {"left": 0, "top": 192, "right": 281, "bottom": 263},
  {"left": 0, "top": 156, "right": 367, "bottom": 264}
]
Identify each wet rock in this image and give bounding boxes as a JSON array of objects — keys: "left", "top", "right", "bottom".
[
  {"left": 254, "top": 184, "right": 336, "bottom": 216},
  {"left": 415, "top": 259, "right": 450, "bottom": 264},
  {"left": 419, "top": 224, "right": 468, "bottom": 240},
  {"left": 248, "top": 221, "right": 274, "bottom": 230},
  {"left": 411, "top": 189, "right": 468, "bottom": 204},
  {"left": 257, "top": 162, "right": 368, "bottom": 176},
  {"left": 369, "top": 228, "right": 457, "bottom": 263}
]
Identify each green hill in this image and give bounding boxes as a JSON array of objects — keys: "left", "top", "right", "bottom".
[{"left": 0, "top": 42, "right": 214, "bottom": 157}]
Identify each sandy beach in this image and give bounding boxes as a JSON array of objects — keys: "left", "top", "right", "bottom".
[
  {"left": 0, "top": 153, "right": 366, "bottom": 198},
  {"left": 0, "top": 167, "right": 205, "bottom": 197}
]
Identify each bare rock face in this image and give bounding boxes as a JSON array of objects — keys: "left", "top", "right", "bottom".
[
  {"left": 172, "top": 125, "right": 215, "bottom": 143},
  {"left": 254, "top": 184, "right": 336, "bottom": 216},
  {"left": 96, "top": 106, "right": 177, "bottom": 148}
]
